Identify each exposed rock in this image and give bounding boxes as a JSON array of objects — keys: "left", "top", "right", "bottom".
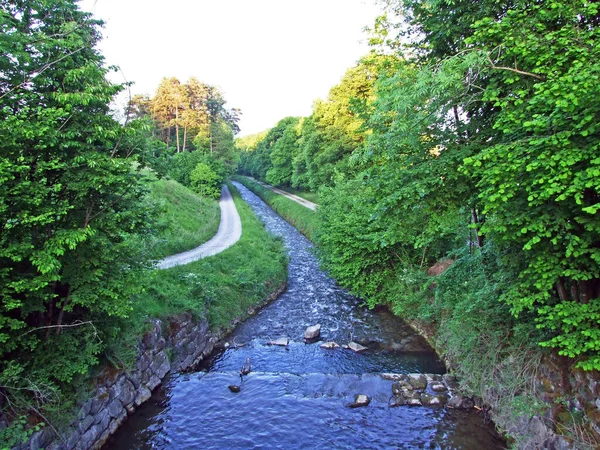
[
  {"left": 119, "top": 379, "right": 136, "bottom": 406},
  {"left": 390, "top": 395, "right": 407, "bottom": 407},
  {"left": 442, "top": 374, "right": 459, "bottom": 390},
  {"left": 77, "top": 413, "right": 95, "bottom": 435},
  {"left": 268, "top": 337, "right": 289, "bottom": 346},
  {"left": 80, "top": 425, "right": 102, "bottom": 450},
  {"left": 134, "top": 387, "right": 152, "bottom": 407},
  {"left": 407, "top": 374, "right": 428, "bottom": 390},
  {"left": 320, "top": 341, "right": 339, "bottom": 349},
  {"left": 146, "top": 375, "right": 161, "bottom": 392},
  {"left": 430, "top": 382, "right": 448, "bottom": 392},
  {"left": 447, "top": 395, "right": 474, "bottom": 409},
  {"left": 228, "top": 385, "right": 241, "bottom": 393},
  {"left": 304, "top": 324, "right": 321, "bottom": 340},
  {"left": 346, "top": 341, "right": 367, "bottom": 352},
  {"left": 107, "top": 398, "right": 124, "bottom": 419},
  {"left": 421, "top": 393, "right": 447, "bottom": 407},
  {"left": 349, "top": 394, "right": 371, "bottom": 408},
  {"left": 381, "top": 373, "right": 406, "bottom": 381}
]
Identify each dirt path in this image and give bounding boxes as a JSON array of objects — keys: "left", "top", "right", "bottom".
[
  {"left": 157, "top": 185, "right": 242, "bottom": 269},
  {"left": 251, "top": 178, "right": 318, "bottom": 211}
]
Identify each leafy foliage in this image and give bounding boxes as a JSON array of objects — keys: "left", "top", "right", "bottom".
[{"left": 0, "top": 0, "right": 156, "bottom": 433}]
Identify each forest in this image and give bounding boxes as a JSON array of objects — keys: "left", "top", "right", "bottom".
[{"left": 1, "top": 0, "right": 600, "bottom": 447}]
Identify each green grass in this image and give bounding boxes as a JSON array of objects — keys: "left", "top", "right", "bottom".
[
  {"left": 128, "top": 181, "right": 288, "bottom": 332},
  {"left": 144, "top": 176, "right": 220, "bottom": 258},
  {"left": 234, "top": 175, "right": 319, "bottom": 242},
  {"left": 279, "top": 186, "right": 319, "bottom": 204}
]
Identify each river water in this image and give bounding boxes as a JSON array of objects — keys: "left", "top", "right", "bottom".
[{"left": 108, "top": 182, "right": 505, "bottom": 449}]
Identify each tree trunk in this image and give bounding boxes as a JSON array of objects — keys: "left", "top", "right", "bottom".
[
  {"left": 556, "top": 279, "right": 568, "bottom": 301},
  {"left": 55, "top": 288, "right": 71, "bottom": 335},
  {"left": 471, "top": 208, "right": 484, "bottom": 247},
  {"left": 175, "top": 107, "right": 180, "bottom": 153},
  {"left": 580, "top": 280, "right": 592, "bottom": 304},
  {"left": 183, "top": 126, "right": 187, "bottom": 152}
]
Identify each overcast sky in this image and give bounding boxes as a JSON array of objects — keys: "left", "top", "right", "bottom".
[{"left": 79, "top": 0, "right": 383, "bottom": 136}]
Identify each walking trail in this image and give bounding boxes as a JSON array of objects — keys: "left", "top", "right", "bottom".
[
  {"left": 251, "top": 178, "right": 318, "bottom": 211},
  {"left": 157, "top": 185, "right": 242, "bottom": 269}
]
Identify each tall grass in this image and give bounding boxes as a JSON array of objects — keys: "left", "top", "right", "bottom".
[{"left": 144, "top": 177, "right": 220, "bottom": 258}]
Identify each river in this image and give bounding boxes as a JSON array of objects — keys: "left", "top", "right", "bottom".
[{"left": 107, "top": 181, "right": 505, "bottom": 449}]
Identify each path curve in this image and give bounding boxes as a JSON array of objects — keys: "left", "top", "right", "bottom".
[
  {"left": 250, "top": 178, "right": 318, "bottom": 211},
  {"left": 157, "top": 185, "right": 242, "bottom": 269}
]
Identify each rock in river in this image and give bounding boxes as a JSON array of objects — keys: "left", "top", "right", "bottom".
[
  {"left": 268, "top": 337, "right": 289, "bottom": 346},
  {"left": 228, "top": 385, "right": 241, "bottom": 393},
  {"left": 320, "top": 341, "right": 340, "bottom": 349},
  {"left": 346, "top": 341, "right": 367, "bottom": 352},
  {"left": 349, "top": 394, "right": 370, "bottom": 408},
  {"left": 304, "top": 324, "right": 321, "bottom": 340}
]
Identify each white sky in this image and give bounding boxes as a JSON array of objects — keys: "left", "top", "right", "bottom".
[{"left": 79, "top": 0, "right": 383, "bottom": 136}]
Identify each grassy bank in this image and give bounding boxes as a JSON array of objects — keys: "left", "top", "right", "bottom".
[
  {"left": 127, "top": 181, "right": 287, "bottom": 333},
  {"left": 234, "top": 175, "right": 318, "bottom": 242},
  {"left": 142, "top": 174, "right": 220, "bottom": 258}
]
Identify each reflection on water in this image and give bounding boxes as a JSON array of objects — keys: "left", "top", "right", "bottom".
[{"left": 107, "top": 182, "right": 505, "bottom": 449}]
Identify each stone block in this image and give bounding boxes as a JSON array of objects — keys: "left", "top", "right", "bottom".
[{"left": 134, "top": 386, "right": 152, "bottom": 406}]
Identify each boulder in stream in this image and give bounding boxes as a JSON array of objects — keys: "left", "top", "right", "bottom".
[
  {"left": 447, "top": 395, "right": 474, "bottom": 409},
  {"left": 349, "top": 394, "right": 370, "bottom": 408},
  {"left": 346, "top": 341, "right": 367, "bottom": 352},
  {"left": 320, "top": 341, "right": 340, "bottom": 349},
  {"left": 268, "top": 337, "right": 289, "bottom": 346},
  {"left": 407, "top": 374, "right": 428, "bottom": 390},
  {"left": 304, "top": 324, "right": 321, "bottom": 340},
  {"left": 228, "top": 385, "right": 241, "bottom": 393}
]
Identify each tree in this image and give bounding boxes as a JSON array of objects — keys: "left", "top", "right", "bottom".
[{"left": 0, "top": 0, "right": 155, "bottom": 421}]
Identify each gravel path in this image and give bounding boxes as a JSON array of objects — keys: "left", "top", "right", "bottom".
[
  {"left": 157, "top": 185, "right": 242, "bottom": 269},
  {"left": 251, "top": 178, "right": 318, "bottom": 211}
]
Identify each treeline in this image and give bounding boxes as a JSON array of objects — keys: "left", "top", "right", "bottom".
[
  {"left": 0, "top": 0, "right": 239, "bottom": 441},
  {"left": 129, "top": 77, "right": 240, "bottom": 198},
  {"left": 237, "top": 55, "right": 381, "bottom": 191},
  {"left": 237, "top": 0, "right": 600, "bottom": 383}
]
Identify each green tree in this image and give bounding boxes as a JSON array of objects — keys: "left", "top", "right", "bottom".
[
  {"left": 0, "top": 0, "right": 154, "bottom": 422},
  {"left": 190, "top": 163, "right": 221, "bottom": 199}
]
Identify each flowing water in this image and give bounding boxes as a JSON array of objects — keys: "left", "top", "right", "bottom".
[{"left": 108, "top": 182, "right": 505, "bottom": 449}]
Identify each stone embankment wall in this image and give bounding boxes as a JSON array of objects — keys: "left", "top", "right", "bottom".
[
  {"left": 18, "top": 281, "right": 287, "bottom": 450},
  {"left": 19, "top": 316, "right": 217, "bottom": 450},
  {"left": 407, "top": 319, "right": 600, "bottom": 449}
]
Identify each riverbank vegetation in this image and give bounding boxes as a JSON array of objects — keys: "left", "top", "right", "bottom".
[
  {"left": 234, "top": 176, "right": 318, "bottom": 241},
  {"left": 236, "top": 0, "right": 600, "bottom": 445}
]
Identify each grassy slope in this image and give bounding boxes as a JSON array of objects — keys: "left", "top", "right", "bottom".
[
  {"left": 279, "top": 186, "right": 319, "bottom": 204},
  {"left": 144, "top": 176, "right": 220, "bottom": 258},
  {"left": 130, "top": 181, "right": 287, "bottom": 332},
  {"left": 234, "top": 176, "right": 318, "bottom": 242}
]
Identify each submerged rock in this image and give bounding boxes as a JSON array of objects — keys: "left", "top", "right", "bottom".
[
  {"left": 304, "top": 324, "right": 321, "bottom": 340},
  {"left": 346, "top": 341, "right": 367, "bottom": 352},
  {"left": 228, "top": 385, "right": 241, "bottom": 393},
  {"left": 320, "top": 341, "right": 339, "bottom": 349},
  {"left": 349, "top": 394, "right": 371, "bottom": 408},
  {"left": 268, "top": 337, "right": 289, "bottom": 346}
]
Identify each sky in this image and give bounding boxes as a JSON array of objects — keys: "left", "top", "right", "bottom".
[{"left": 79, "top": 0, "right": 383, "bottom": 136}]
